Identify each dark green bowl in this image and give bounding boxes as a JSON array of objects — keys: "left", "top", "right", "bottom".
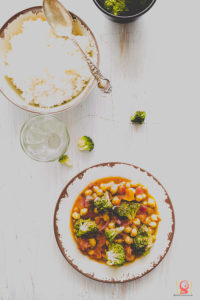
[{"left": 93, "top": 0, "right": 157, "bottom": 23}]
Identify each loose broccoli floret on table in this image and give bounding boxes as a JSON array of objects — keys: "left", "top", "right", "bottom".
[
  {"left": 105, "top": 226, "right": 124, "bottom": 242},
  {"left": 114, "top": 201, "right": 141, "bottom": 220},
  {"left": 77, "top": 136, "right": 94, "bottom": 151},
  {"left": 106, "top": 243, "right": 126, "bottom": 266},
  {"left": 132, "top": 225, "right": 153, "bottom": 254},
  {"left": 130, "top": 111, "right": 146, "bottom": 124},
  {"left": 104, "top": 0, "right": 129, "bottom": 16},
  {"left": 94, "top": 191, "right": 113, "bottom": 212},
  {"left": 74, "top": 218, "right": 98, "bottom": 237},
  {"left": 59, "top": 155, "right": 72, "bottom": 166}
]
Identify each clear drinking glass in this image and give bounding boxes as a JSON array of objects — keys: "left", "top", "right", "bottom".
[{"left": 20, "top": 115, "right": 70, "bottom": 162}]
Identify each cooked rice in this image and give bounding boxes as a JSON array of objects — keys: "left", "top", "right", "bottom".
[{"left": 2, "top": 13, "right": 97, "bottom": 108}]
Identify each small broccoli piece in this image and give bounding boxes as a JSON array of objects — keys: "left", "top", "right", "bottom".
[
  {"left": 132, "top": 235, "right": 150, "bottom": 254},
  {"left": 130, "top": 111, "right": 146, "bottom": 124},
  {"left": 114, "top": 201, "right": 141, "bottom": 220},
  {"left": 137, "top": 224, "right": 149, "bottom": 236},
  {"left": 132, "top": 225, "right": 153, "bottom": 254},
  {"left": 104, "top": 0, "right": 129, "bottom": 16},
  {"left": 74, "top": 218, "right": 98, "bottom": 237},
  {"left": 59, "top": 155, "right": 72, "bottom": 166},
  {"left": 105, "top": 226, "right": 124, "bottom": 242},
  {"left": 77, "top": 136, "right": 94, "bottom": 151},
  {"left": 106, "top": 243, "right": 126, "bottom": 266},
  {"left": 94, "top": 191, "right": 113, "bottom": 212}
]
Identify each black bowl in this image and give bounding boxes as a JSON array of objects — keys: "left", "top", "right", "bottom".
[{"left": 93, "top": 0, "right": 157, "bottom": 23}]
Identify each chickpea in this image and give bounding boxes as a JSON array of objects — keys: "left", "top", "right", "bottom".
[
  {"left": 96, "top": 189, "right": 103, "bottom": 196},
  {"left": 80, "top": 208, "right": 88, "bottom": 216},
  {"left": 130, "top": 227, "right": 138, "bottom": 237},
  {"left": 89, "top": 238, "right": 96, "bottom": 248},
  {"left": 100, "top": 183, "right": 107, "bottom": 191},
  {"left": 124, "top": 226, "right": 132, "bottom": 233},
  {"left": 112, "top": 196, "right": 121, "bottom": 206},
  {"left": 149, "top": 221, "right": 157, "bottom": 228},
  {"left": 93, "top": 186, "right": 99, "bottom": 193},
  {"left": 147, "top": 198, "right": 156, "bottom": 208},
  {"left": 130, "top": 182, "right": 138, "bottom": 188},
  {"left": 72, "top": 212, "right": 80, "bottom": 220},
  {"left": 92, "top": 193, "right": 97, "bottom": 199},
  {"left": 73, "top": 207, "right": 79, "bottom": 212},
  {"left": 108, "top": 221, "right": 115, "bottom": 229},
  {"left": 136, "top": 194, "right": 143, "bottom": 202},
  {"left": 143, "top": 200, "right": 148, "bottom": 206},
  {"left": 136, "top": 193, "right": 146, "bottom": 202},
  {"left": 145, "top": 216, "right": 151, "bottom": 225},
  {"left": 85, "top": 189, "right": 92, "bottom": 196},
  {"left": 126, "top": 182, "right": 131, "bottom": 188},
  {"left": 107, "top": 181, "right": 114, "bottom": 188},
  {"left": 125, "top": 236, "right": 133, "bottom": 245},
  {"left": 88, "top": 250, "right": 95, "bottom": 256},
  {"left": 133, "top": 218, "right": 141, "bottom": 226},
  {"left": 110, "top": 184, "right": 118, "bottom": 194},
  {"left": 151, "top": 214, "right": 161, "bottom": 222}
]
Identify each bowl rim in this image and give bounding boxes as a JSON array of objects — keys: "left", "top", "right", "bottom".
[
  {"left": 93, "top": 0, "right": 157, "bottom": 20},
  {"left": 0, "top": 6, "right": 100, "bottom": 114},
  {"left": 54, "top": 161, "right": 175, "bottom": 283}
]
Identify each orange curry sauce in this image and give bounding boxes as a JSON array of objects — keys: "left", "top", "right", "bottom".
[{"left": 71, "top": 177, "right": 160, "bottom": 265}]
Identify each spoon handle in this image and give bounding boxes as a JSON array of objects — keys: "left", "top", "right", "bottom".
[{"left": 71, "top": 38, "right": 112, "bottom": 94}]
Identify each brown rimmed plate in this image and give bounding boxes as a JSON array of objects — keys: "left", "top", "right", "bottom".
[
  {"left": 54, "top": 162, "right": 175, "bottom": 283},
  {"left": 0, "top": 6, "right": 99, "bottom": 114}
]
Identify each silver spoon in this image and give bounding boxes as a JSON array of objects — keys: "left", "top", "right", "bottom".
[{"left": 43, "top": 0, "right": 112, "bottom": 94}]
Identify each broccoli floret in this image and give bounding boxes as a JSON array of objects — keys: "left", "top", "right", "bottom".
[
  {"left": 132, "top": 225, "right": 153, "bottom": 254},
  {"left": 130, "top": 111, "right": 146, "bottom": 124},
  {"left": 94, "top": 191, "right": 113, "bottom": 212},
  {"left": 74, "top": 218, "right": 98, "bottom": 237},
  {"left": 132, "top": 235, "right": 150, "bottom": 254},
  {"left": 137, "top": 224, "right": 149, "bottom": 236},
  {"left": 105, "top": 226, "right": 124, "bottom": 242},
  {"left": 104, "top": 0, "right": 129, "bottom": 16},
  {"left": 77, "top": 136, "right": 94, "bottom": 151},
  {"left": 114, "top": 201, "right": 141, "bottom": 220},
  {"left": 59, "top": 155, "right": 72, "bottom": 166},
  {"left": 106, "top": 243, "right": 126, "bottom": 266}
]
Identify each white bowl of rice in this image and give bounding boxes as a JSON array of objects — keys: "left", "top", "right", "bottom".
[{"left": 0, "top": 6, "right": 99, "bottom": 113}]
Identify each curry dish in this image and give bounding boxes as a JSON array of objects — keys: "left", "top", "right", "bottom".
[{"left": 71, "top": 177, "right": 161, "bottom": 266}]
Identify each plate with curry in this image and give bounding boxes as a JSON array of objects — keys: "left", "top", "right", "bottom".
[{"left": 54, "top": 162, "right": 175, "bottom": 283}]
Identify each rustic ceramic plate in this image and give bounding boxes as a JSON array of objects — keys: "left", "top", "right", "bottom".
[
  {"left": 0, "top": 6, "right": 99, "bottom": 114},
  {"left": 54, "top": 162, "right": 175, "bottom": 283}
]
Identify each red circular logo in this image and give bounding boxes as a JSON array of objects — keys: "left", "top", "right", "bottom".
[{"left": 180, "top": 280, "right": 189, "bottom": 294}]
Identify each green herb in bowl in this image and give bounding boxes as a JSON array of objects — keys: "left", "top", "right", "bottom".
[
  {"left": 103, "top": 0, "right": 150, "bottom": 16},
  {"left": 104, "top": 0, "right": 129, "bottom": 16}
]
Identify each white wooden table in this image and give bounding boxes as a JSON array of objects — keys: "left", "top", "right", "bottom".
[{"left": 0, "top": 0, "right": 199, "bottom": 299}]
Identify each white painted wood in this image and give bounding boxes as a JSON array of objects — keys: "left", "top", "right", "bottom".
[{"left": 0, "top": 0, "right": 199, "bottom": 299}]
